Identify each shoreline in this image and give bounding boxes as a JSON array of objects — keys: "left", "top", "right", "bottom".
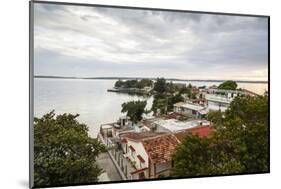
[{"left": 34, "top": 76, "right": 268, "bottom": 84}]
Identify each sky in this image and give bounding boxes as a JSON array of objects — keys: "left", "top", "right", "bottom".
[{"left": 33, "top": 3, "right": 268, "bottom": 81}]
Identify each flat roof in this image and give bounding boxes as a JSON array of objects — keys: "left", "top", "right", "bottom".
[
  {"left": 181, "top": 103, "right": 206, "bottom": 111},
  {"left": 153, "top": 119, "right": 210, "bottom": 132}
]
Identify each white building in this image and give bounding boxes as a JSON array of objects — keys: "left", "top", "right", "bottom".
[
  {"left": 205, "top": 88, "right": 259, "bottom": 112},
  {"left": 205, "top": 94, "right": 233, "bottom": 112},
  {"left": 173, "top": 102, "right": 207, "bottom": 118}
]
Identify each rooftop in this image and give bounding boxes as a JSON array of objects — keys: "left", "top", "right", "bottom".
[
  {"left": 205, "top": 94, "right": 233, "bottom": 104},
  {"left": 174, "top": 125, "right": 212, "bottom": 142},
  {"left": 142, "top": 134, "right": 179, "bottom": 163},
  {"left": 121, "top": 132, "right": 166, "bottom": 141},
  {"left": 181, "top": 103, "right": 206, "bottom": 111},
  {"left": 153, "top": 119, "right": 210, "bottom": 132}
]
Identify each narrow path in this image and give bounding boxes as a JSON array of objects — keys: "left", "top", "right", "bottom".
[{"left": 96, "top": 152, "right": 122, "bottom": 182}]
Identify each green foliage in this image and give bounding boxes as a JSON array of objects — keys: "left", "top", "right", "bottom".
[
  {"left": 207, "top": 111, "right": 224, "bottom": 126},
  {"left": 171, "top": 96, "right": 269, "bottom": 177},
  {"left": 178, "top": 86, "right": 191, "bottom": 96},
  {"left": 34, "top": 111, "right": 106, "bottom": 187},
  {"left": 218, "top": 80, "right": 238, "bottom": 90},
  {"left": 198, "top": 85, "right": 206, "bottom": 89},
  {"left": 189, "top": 93, "right": 197, "bottom": 99},
  {"left": 167, "top": 94, "right": 184, "bottom": 111},
  {"left": 114, "top": 79, "right": 153, "bottom": 89},
  {"left": 121, "top": 100, "right": 147, "bottom": 123},
  {"left": 151, "top": 93, "right": 184, "bottom": 114},
  {"left": 152, "top": 97, "right": 168, "bottom": 114},
  {"left": 153, "top": 78, "right": 167, "bottom": 93},
  {"left": 151, "top": 78, "right": 186, "bottom": 114},
  {"left": 137, "top": 79, "right": 153, "bottom": 89}
]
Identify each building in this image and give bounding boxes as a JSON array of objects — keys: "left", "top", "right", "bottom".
[
  {"left": 206, "top": 89, "right": 259, "bottom": 112},
  {"left": 98, "top": 115, "right": 213, "bottom": 180},
  {"left": 205, "top": 93, "right": 232, "bottom": 112},
  {"left": 120, "top": 132, "right": 179, "bottom": 179},
  {"left": 208, "top": 88, "right": 258, "bottom": 97},
  {"left": 146, "top": 117, "right": 210, "bottom": 133},
  {"left": 173, "top": 102, "right": 207, "bottom": 118}
]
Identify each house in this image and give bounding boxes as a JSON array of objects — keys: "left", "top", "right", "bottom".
[
  {"left": 120, "top": 132, "right": 179, "bottom": 179},
  {"left": 205, "top": 93, "right": 232, "bottom": 112},
  {"left": 173, "top": 102, "right": 207, "bottom": 118},
  {"left": 205, "top": 88, "right": 259, "bottom": 112},
  {"left": 208, "top": 88, "right": 258, "bottom": 97}
]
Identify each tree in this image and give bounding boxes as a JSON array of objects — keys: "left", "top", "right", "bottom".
[
  {"left": 136, "top": 79, "right": 153, "bottom": 89},
  {"left": 207, "top": 110, "right": 224, "bottom": 126},
  {"left": 114, "top": 80, "right": 123, "bottom": 87},
  {"left": 171, "top": 95, "right": 268, "bottom": 177},
  {"left": 121, "top": 100, "right": 147, "bottom": 123},
  {"left": 153, "top": 78, "right": 167, "bottom": 93},
  {"left": 218, "top": 80, "right": 238, "bottom": 90},
  {"left": 114, "top": 79, "right": 153, "bottom": 89},
  {"left": 178, "top": 86, "right": 191, "bottom": 96},
  {"left": 34, "top": 111, "right": 106, "bottom": 187},
  {"left": 151, "top": 98, "right": 168, "bottom": 114},
  {"left": 167, "top": 94, "right": 184, "bottom": 111},
  {"left": 221, "top": 96, "right": 269, "bottom": 173}
]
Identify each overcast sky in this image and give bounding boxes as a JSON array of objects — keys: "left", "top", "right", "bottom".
[{"left": 34, "top": 3, "right": 268, "bottom": 81}]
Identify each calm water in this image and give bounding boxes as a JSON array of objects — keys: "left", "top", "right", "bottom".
[{"left": 34, "top": 78, "right": 268, "bottom": 137}]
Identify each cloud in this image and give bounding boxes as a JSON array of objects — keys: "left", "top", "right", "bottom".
[{"left": 33, "top": 3, "right": 268, "bottom": 81}]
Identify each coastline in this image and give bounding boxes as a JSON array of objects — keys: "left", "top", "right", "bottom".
[{"left": 34, "top": 75, "right": 268, "bottom": 84}]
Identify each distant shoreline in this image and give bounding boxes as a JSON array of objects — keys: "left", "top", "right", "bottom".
[{"left": 34, "top": 75, "right": 268, "bottom": 84}]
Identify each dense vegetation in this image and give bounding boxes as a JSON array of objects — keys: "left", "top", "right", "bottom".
[
  {"left": 34, "top": 111, "right": 106, "bottom": 187},
  {"left": 218, "top": 80, "right": 238, "bottom": 90},
  {"left": 114, "top": 79, "right": 153, "bottom": 89},
  {"left": 121, "top": 100, "right": 147, "bottom": 123},
  {"left": 171, "top": 95, "right": 269, "bottom": 177},
  {"left": 151, "top": 78, "right": 192, "bottom": 114}
]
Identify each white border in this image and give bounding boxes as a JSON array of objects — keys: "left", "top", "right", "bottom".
[{"left": 0, "top": 0, "right": 279, "bottom": 189}]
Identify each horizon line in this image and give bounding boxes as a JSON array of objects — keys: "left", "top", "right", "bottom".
[{"left": 34, "top": 75, "right": 268, "bottom": 84}]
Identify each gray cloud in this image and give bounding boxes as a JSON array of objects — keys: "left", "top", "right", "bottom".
[{"left": 33, "top": 3, "right": 268, "bottom": 81}]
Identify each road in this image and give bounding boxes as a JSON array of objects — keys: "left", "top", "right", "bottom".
[{"left": 96, "top": 152, "right": 122, "bottom": 182}]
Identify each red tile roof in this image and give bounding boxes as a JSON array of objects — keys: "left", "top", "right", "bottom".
[
  {"left": 137, "top": 155, "right": 145, "bottom": 163},
  {"left": 141, "top": 134, "right": 179, "bottom": 163},
  {"left": 174, "top": 125, "right": 212, "bottom": 142},
  {"left": 129, "top": 145, "right": 135, "bottom": 152}
]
